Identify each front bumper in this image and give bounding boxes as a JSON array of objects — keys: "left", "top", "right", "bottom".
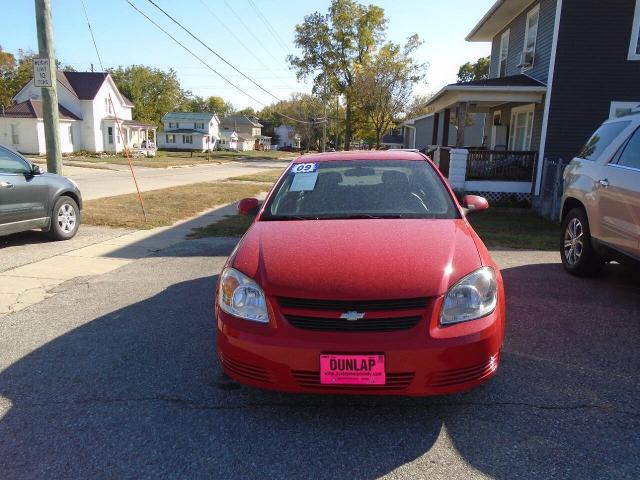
[{"left": 216, "top": 296, "right": 505, "bottom": 396}]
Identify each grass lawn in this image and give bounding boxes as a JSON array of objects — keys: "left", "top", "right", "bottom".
[
  {"left": 227, "top": 169, "right": 285, "bottom": 183},
  {"left": 468, "top": 208, "right": 559, "bottom": 250},
  {"left": 47, "top": 150, "right": 298, "bottom": 169},
  {"left": 190, "top": 207, "right": 560, "bottom": 250},
  {"left": 83, "top": 181, "right": 268, "bottom": 230}
]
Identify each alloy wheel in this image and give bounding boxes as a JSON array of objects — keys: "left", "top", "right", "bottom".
[
  {"left": 57, "top": 203, "right": 77, "bottom": 234},
  {"left": 563, "top": 217, "right": 584, "bottom": 266}
]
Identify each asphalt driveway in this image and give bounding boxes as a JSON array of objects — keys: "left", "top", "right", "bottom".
[{"left": 0, "top": 239, "right": 638, "bottom": 479}]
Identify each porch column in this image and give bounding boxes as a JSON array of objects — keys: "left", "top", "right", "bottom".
[
  {"left": 456, "top": 102, "right": 468, "bottom": 148},
  {"left": 442, "top": 109, "right": 451, "bottom": 146},
  {"left": 432, "top": 112, "right": 440, "bottom": 146}
]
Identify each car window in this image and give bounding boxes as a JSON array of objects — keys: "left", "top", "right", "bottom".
[
  {"left": 0, "top": 147, "right": 30, "bottom": 174},
  {"left": 614, "top": 127, "right": 640, "bottom": 170},
  {"left": 262, "top": 160, "right": 458, "bottom": 220},
  {"left": 577, "top": 121, "right": 631, "bottom": 161}
]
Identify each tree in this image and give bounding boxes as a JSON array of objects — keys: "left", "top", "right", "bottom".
[
  {"left": 0, "top": 46, "right": 17, "bottom": 108},
  {"left": 237, "top": 107, "right": 256, "bottom": 117},
  {"left": 260, "top": 93, "right": 325, "bottom": 151},
  {"left": 108, "top": 65, "right": 190, "bottom": 128},
  {"left": 404, "top": 93, "right": 434, "bottom": 120},
  {"left": 289, "top": 0, "right": 387, "bottom": 150},
  {"left": 352, "top": 36, "right": 426, "bottom": 148},
  {"left": 457, "top": 56, "right": 490, "bottom": 83},
  {"left": 206, "top": 96, "right": 234, "bottom": 117}
]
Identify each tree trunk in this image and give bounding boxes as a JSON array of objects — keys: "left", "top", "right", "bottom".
[{"left": 344, "top": 100, "right": 352, "bottom": 151}]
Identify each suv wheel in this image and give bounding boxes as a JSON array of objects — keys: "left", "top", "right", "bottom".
[
  {"left": 560, "top": 207, "right": 604, "bottom": 276},
  {"left": 48, "top": 196, "right": 80, "bottom": 241}
]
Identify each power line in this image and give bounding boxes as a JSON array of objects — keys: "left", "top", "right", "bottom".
[
  {"left": 246, "top": 0, "right": 290, "bottom": 56},
  {"left": 144, "top": 0, "right": 282, "bottom": 103},
  {"left": 221, "top": 0, "right": 289, "bottom": 70},
  {"left": 198, "top": 0, "right": 297, "bottom": 91},
  {"left": 79, "top": 0, "right": 104, "bottom": 70},
  {"left": 125, "top": 0, "right": 322, "bottom": 125}
]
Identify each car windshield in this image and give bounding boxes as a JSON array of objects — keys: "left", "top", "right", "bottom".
[{"left": 262, "top": 160, "right": 458, "bottom": 220}]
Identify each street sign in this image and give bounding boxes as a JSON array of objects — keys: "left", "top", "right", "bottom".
[{"left": 33, "top": 58, "right": 52, "bottom": 87}]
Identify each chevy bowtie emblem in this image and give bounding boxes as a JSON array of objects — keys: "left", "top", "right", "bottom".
[{"left": 340, "top": 311, "right": 365, "bottom": 321}]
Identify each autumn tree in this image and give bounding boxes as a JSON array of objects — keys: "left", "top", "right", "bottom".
[
  {"left": 352, "top": 36, "right": 426, "bottom": 148},
  {"left": 289, "top": 0, "right": 386, "bottom": 150},
  {"left": 108, "top": 65, "right": 190, "bottom": 128},
  {"left": 457, "top": 56, "right": 490, "bottom": 83},
  {"left": 404, "top": 93, "right": 434, "bottom": 120}
]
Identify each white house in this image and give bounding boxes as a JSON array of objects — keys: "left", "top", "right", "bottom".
[
  {"left": 219, "top": 130, "right": 239, "bottom": 150},
  {"left": 273, "top": 124, "right": 301, "bottom": 150},
  {"left": 156, "top": 112, "right": 220, "bottom": 152},
  {"left": 0, "top": 71, "right": 155, "bottom": 154},
  {"left": 220, "top": 114, "right": 271, "bottom": 151}
]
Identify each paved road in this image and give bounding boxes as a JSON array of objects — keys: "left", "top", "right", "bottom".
[
  {"left": 0, "top": 239, "right": 638, "bottom": 479},
  {"left": 59, "top": 160, "right": 287, "bottom": 200}
]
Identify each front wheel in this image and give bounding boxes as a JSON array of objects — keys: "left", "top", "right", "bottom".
[
  {"left": 560, "top": 207, "right": 603, "bottom": 276},
  {"left": 48, "top": 196, "right": 81, "bottom": 241}
]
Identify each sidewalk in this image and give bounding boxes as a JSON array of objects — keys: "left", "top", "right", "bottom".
[{"left": 0, "top": 202, "right": 239, "bottom": 316}]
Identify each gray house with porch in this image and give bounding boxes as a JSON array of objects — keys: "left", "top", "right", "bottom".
[{"left": 425, "top": 0, "right": 640, "bottom": 207}]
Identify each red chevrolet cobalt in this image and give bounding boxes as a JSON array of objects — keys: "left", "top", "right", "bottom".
[{"left": 216, "top": 150, "right": 505, "bottom": 396}]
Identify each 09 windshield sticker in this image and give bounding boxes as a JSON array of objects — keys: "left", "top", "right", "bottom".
[
  {"left": 290, "top": 170, "right": 318, "bottom": 191},
  {"left": 291, "top": 163, "right": 318, "bottom": 174}
]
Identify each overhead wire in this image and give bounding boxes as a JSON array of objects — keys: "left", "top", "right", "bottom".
[
  {"left": 126, "top": 0, "right": 323, "bottom": 125},
  {"left": 246, "top": 0, "right": 290, "bottom": 56}
]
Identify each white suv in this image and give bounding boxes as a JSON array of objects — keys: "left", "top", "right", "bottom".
[{"left": 560, "top": 109, "right": 640, "bottom": 275}]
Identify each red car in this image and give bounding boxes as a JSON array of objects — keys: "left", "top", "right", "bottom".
[{"left": 216, "top": 150, "right": 505, "bottom": 396}]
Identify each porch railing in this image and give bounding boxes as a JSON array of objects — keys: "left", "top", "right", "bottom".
[{"left": 466, "top": 150, "right": 537, "bottom": 181}]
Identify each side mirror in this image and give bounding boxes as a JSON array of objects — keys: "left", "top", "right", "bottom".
[
  {"left": 463, "top": 195, "right": 489, "bottom": 214},
  {"left": 237, "top": 197, "right": 260, "bottom": 215},
  {"left": 31, "top": 164, "right": 44, "bottom": 175}
]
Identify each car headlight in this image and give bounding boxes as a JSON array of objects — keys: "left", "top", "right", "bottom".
[
  {"left": 218, "top": 267, "right": 269, "bottom": 323},
  {"left": 440, "top": 267, "right": 497, "bottom": 325}
]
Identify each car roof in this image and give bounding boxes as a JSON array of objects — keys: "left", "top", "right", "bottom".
[{"left": 292, "top": 150, "right": 427, "bottom": 163}]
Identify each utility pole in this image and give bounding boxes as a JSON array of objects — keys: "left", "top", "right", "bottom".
[
  {"left": 322, "top": 73, "right": 327, "bottom": 153},
  {"left": 335, "top": 96, "right": 339, "bottom": 150},
  {"left": 35, "top": 0, "right": 62, "bottom": 174}
]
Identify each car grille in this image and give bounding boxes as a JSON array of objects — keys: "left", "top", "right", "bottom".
[
  {"left": 278, "top": 297, "right": 428, "bottom": 312},
  {"left": 219, "top": 353, "right": 273, "bottom": 384},
  {"left": 292, "top": 370, "right": 415, "bottom": 391},
  {"left": 285, "top": 315, "right": 421, "bottom": 332}
]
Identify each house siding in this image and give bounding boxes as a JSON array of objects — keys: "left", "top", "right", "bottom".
[
  {"left": 489, "top": 0, "right": 557, "bottom": 84},
  {"left": 544, "top": 0, "right": 640, "bottom": 163}
]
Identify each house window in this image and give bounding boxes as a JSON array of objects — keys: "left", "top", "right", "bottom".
[
  {"left": 68, "top": 126, "right": 74, "bottom": 145},
  {"left": 166, "top": 134, "right": 175, "bottom": 143},
  {"left": 195, "top": 122, "right": 205, "bottom": 129},
  {"left": 182, "top": 135, "right": 192, "bottom": 144},
  {"left": 508, "top": 105, "right": 535, "bottom": 151},
  {"left": 10, "top": 124, "right": 19, "bottom": 145},
  {"left": 609, "top": 101, "right": 640, "bottom": 119},
  {"left": 105, "top": 98, "right": 113, "bottom": 114},
  {"left": 169, "top": 122, "right": 174, "bottom": 128},
  {"left": 629, "top": 0, "right": 640, "bottom": 60},
  {"left": 107, "top": 126, "right": 114, "bottom": 145},
  {"left": 499, "top": 30, "right": 510, "bottom": 77},
  {"left": 522, "top": 4, "right": 539, "bottom": 70}
]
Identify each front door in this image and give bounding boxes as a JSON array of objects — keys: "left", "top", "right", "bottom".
[
  {"left": 597, "top": 126, "right": 640, "bottom": 257},
  {"left": 0, "top": 148, "right": 48, "bottom": 229}
]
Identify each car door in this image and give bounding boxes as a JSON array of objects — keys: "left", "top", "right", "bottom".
[
  {"left": 597, "top": 126, "right": 640, "bottom": 257},
  {"left": 0, "top": 148, "right": 48, "bottom": 230}
]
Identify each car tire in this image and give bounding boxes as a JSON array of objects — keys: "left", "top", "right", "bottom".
[
  {"left": 48, "top": 196, "right": 81, "bottom": 241},
  {"left": 560, "top": 207, "right": 604, "bottom": 276}
]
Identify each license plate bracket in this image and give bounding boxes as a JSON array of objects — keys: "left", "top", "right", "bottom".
[{"left": 320, "top": 354, "right": 385, "bottom": 385}]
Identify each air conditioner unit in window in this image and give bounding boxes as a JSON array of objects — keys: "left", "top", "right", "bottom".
[{"left": 518, "top": 49, "right": 535, "bottom": 68}]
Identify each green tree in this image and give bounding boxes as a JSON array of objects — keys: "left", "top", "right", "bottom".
[
  {"left": 289, "top": 0, "right": 387, "bottom": 150},
  {"left": 206, "top": 96, "right": 234, "bottom": 117},
  {"left": 403, "top": 93, "right": 433, "bottom": 120},
  {"left": 108, "top": 65, "right": 190, "bottom": 128},
  {"left": 0, "top": 46, "right": 17, "bottom": 108},
  {"left": 237, "top": 107, "right": 257, "bottom": 117},
  {"left": 352, "top": 36, "right": 426, "bottom": 148},
  {"left": 457, "top": 56, "right": 490, "bottom": 83},
  {"left": 260, "top": 94, "right": 325, "bottom": 151}
]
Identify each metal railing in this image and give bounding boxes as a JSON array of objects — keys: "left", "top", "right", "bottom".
[{"left": 466, "top": 150, "right": 537, "bottom": 181}]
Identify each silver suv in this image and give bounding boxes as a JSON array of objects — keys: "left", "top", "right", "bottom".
[
  {"left": 0, "top": 145, "right": 82, "bottom": 240},
  {"left": 560, "top": 109, "right": 640, "bottom": 275}
]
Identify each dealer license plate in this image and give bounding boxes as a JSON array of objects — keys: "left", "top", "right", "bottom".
[{"left": 320, "top": 354, "right": 385, "bottom": 385}]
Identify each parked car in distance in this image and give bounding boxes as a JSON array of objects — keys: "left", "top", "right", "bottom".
[
  {"left": 0, "top": 145, "right": 82, "bottom": 240},
  {"left": 215, "top": 150, "right": 505, "bottom": 396},
  {"left": 561, "top": 109, "right": 640, "bottom": 275}
]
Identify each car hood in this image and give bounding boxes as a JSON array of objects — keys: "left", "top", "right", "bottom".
[{"left": 230, "top": 219, "right": 483, "bottom": 299}]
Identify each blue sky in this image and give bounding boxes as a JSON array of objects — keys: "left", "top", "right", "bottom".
[{"left": 2, "top": 0, "right": 494, "bottom": 110}]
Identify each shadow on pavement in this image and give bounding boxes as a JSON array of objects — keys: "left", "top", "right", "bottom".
[{"left": 0, "top": 257, "right": 638, "bottom": 478}]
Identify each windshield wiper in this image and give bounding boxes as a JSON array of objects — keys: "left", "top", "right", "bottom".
[
  {"left": 263, "top": 215, "right": 319, "bottom": 221},
  {"left": 317, "top": 214, "right": 410, "bottom": 220}
]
